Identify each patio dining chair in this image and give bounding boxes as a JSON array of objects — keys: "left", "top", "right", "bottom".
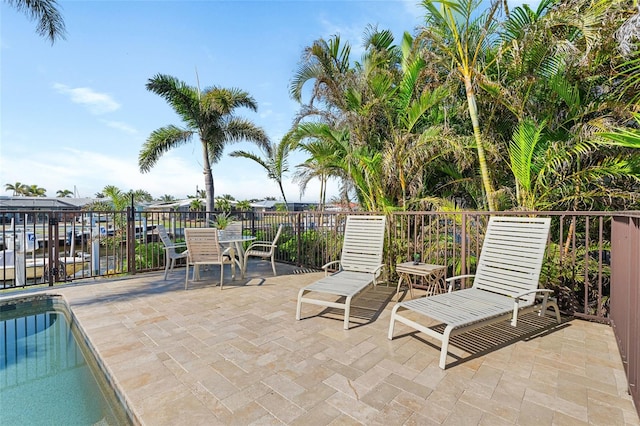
[
  {"left": 184, "top": 228, "right": 235, "bottom": 290},
  {"left": 242, "top": 224, "right": 284, "bottom": 278},
  {"left": 156, "top": 224, "right": 188, "bottom": 280}
]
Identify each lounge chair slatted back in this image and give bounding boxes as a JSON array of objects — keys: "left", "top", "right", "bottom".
[
  {"left": 340, "top": 217, "right": 387, "bottom": 273},
  {"left": 473, "top": 218, "right": 550, "bottom": 304}
]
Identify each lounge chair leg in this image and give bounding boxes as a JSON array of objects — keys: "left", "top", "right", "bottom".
[
  {"left": 296, "top": 289, "right": 306, "bottom": 320},
  {"left": 539, "top": 294, "right": 549, "bottom": 318},
  {"left": 271, "top": 256, "right": 276, "bottom": 276},
  {"left": 511, "top": 301, "right": 519, "bottom": 327},
  {"left": 439, "top": 326, "right": 453, "bottom": 369},
  {"left": 388, "top": 304, "right": 401, "bottom": 339},
  {"left": 185, "top": 265, "right": 189, "bottom": 290},
  {"left": 343, "top": 296, "right": 352, "bottom": 330}
]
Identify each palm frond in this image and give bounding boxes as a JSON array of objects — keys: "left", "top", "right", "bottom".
[{"left": 139, "top": 126, "right": 194, "bottom": 172}]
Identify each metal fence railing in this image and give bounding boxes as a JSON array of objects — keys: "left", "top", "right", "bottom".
[
  {"left": 0, "top": 209, "right": 621, "bottom": 321},
  {"left": 0, "top": 209, "right": 620, "bottom": 319}
]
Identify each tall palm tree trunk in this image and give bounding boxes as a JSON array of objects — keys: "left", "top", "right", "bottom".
[
  {"left": 464, "top": 76, "right": 497, "bottom": 211},
  {"left": 278, "top": 182, "right": 289, "bottom": 210},
  {"left": 201, "top": 140, "right": 215, "bottom": 216}
]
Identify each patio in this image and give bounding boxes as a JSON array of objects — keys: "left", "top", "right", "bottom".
[{"left": 36, "top": 261, "right": 639, "bottom": 425}]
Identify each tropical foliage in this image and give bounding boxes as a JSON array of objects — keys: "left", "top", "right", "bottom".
[
  {"left": 4, "top": 0, "right": 66, "bottom": 44},
  {"left": 287, "top": 0, "right": 640, "bottom": 213},
  {"left": 230, "top": 134, "right": 293, "bottom": 208}
]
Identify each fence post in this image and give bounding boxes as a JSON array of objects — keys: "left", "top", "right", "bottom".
[
  {"left": 296, "top": 212, "right": 302, "bottom": 267},
  {"left": 461, "top": 213, "right": 467, "bottom": 288},
  {"left": 251, "top": 211, "right": 256, "bottom": 236},
  {"left": 127, "top": 207, "right": 136, "bottom": 275},
  {"left": 47, "top": 216, "right": 58, "bottom": 286}
]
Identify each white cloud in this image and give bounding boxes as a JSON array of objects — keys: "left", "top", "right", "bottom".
[
  {"left": 102, "top": 120, "right": 137, "bottom": 134},
  {"left": 52, "top": 83, "right": 120, "bottom": 115},
  {"left": 259, "top": 109, "right": 273, "bottom": 119},
  {"left": 0, "top": 146, "right": 335, "bottom": 202}
]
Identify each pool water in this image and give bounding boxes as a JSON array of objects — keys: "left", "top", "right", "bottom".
[{"left": 0, "top": 296, "right": 131, "bottom": 425}]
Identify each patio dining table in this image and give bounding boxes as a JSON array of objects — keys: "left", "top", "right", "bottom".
[
  {"left": 219, "top": 232, "right": 256, "bottom": 272},
  {"left": 192, "top": 232, "right": 256, "bottom": 280}
]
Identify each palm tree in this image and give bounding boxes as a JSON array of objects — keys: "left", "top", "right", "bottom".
[
  {"left": 95, "top": 185, "right": 152, "bottom": 210},
  {"left": 56, "top": 189, "right": 73, "bottom": 197},
  {"left": 290, "top": 123, "right": 352, "bottom": 211},
  {"left": 236, "top": 200, "right": 252, "bottom": 211},
  {"left": 214, "top": 197, "right": 232, "bottom": 213},
  {"left": 26, "top": 184, "right": 46, "bottom": 196},
  {"left": 289, "top": 35, "right": 352, "bottom": 115},
  {"left": 139, "top": 74, "right": 269, "bottom": 214},
  {"left": 158, "top": 194, "right": 176, "bottom": 202},
  {"left": 417, "top": 0, "right": 502, "bottom": 210},
  {"left": 5, "top": 182, "right": 27, "bottom": 196},
  {"left": 230, "top": 134, "right": 293, "bottom": 208},
  {"left": 4, "top": 0, "right": 66, "bottom": 44},
  {"left": 189, "top": 198, "right": 205, "bottom": 220}
]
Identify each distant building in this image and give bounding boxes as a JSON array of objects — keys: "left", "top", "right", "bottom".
[{"left": 0, "top": 196, "right": 96, "bottom": 224}]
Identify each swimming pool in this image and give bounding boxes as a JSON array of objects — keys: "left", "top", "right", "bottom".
[{"left": 0, "top": 295, "right": 133, "bottom": 425}]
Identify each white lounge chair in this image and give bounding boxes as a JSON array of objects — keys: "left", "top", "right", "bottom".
[
  {"left": 296, "top": 215, "right": 386, "bottom": 329},
  {"left": 242, "top": 224, "right": 284, "bottom": 278},
  {"left": 184, "top": 228, "right": 235, "bottom": 290},
  {"left": 157, "top": 224, "right": 188, "bottom": 280},
  {"left": 388, "top": 216, "right": 561, "bottom": 369}
]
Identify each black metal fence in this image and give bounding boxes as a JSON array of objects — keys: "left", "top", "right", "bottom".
[{"left": 0, "top": 209, "right": 622, "bottom": 322}]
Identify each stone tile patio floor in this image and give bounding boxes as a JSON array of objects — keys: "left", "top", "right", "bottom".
[{"left": 26, "top": 261, "right": 640, "bottom": 425}]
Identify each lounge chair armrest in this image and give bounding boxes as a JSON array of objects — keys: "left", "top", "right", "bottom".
[
  {"left": 321, "top": 260, "right": 341, "bottom": 275},
  {"left": 510, "top": 289, "right": 556, "bottom": 327},
  {"left": 445, "top": 274, "right": 475, "bottom": 283},
  {"left": 373, "top": 264, "right": 384, "bottom": 273},
  {"left": 445, "top": 274, "right": 475, "bottom": 292},
  {"left": 513, "top": 288, "right": 554, "bottom": 301}
]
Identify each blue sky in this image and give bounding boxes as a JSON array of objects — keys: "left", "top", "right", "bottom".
[
  {"left": 1, "top": 0, "right": 532, "bottom": 202},
  {"left": 1, "top": 0, "right": 424, "bottom": 202}
]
